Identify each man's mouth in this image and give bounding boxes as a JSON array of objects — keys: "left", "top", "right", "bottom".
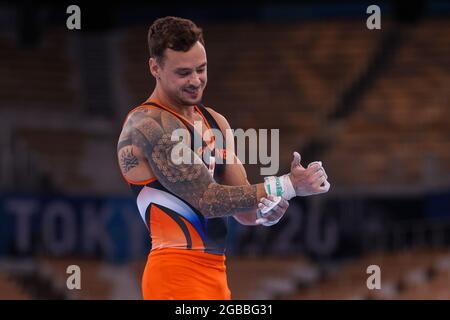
[
  {"left": 184, "top": 87, "right": 200, "bottom": 97},
  {"left": 184, "top": 88, "right": 199, "bottom": 94}
]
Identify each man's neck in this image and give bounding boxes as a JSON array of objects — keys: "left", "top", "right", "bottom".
[{"left": 149, "top": 89, "right": 195, "bottom": 120}]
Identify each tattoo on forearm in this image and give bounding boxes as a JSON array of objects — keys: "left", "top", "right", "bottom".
[
  {"left": 199, "top": 183, "right": 258, "bottom": 217},
  {"left": 120, "top": 147, "right": 139, "bottom": 173},
  {"left": 122, "top": 109, "right": 259, "bottom": 218}
]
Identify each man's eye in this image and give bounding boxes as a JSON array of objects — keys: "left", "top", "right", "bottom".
[
  {"left": 178, "top": 71, "right": 190, "bottom": 76},
  {"left": 197, "top": 68, "right": 205, "bottom": 73}
]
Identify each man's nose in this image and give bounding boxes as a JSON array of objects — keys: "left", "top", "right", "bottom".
[{"left": 189, "top": 72, "right": 201, "bottom": 86}]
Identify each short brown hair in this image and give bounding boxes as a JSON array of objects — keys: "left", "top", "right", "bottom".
[{"left": 147, "top": 16, "right": 204, "bottom": 65}]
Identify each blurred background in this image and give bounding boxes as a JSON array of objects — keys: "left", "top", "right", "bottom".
[{"left": 0, "top": 0, "right": 449, "bottom": 299}]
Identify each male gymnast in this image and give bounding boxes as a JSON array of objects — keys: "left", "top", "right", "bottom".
[{"left": 117, "top": 16, "right": 330, "bottom": 300}]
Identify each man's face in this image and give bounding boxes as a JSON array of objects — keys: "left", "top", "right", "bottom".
[{"left": 155, "top": 41, "right": 207, "bottom": 106}]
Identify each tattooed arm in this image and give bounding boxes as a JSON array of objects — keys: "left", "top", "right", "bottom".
[
  {"left": 204, "top": 108, "right": 262, "bottom": 225},
  {"left": 118, "top": 109, "right": 266, "bottom": 219},
  {"left": 119, "top": 147, "right": 139, "bottom": 173}
]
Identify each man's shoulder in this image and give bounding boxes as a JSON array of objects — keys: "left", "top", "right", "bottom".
[
  {"left": 124, "top": 104, "right": 183, "bottom": 129},
  {"left": 203, "top": 106, "right": 231, "bottom": 131},
  {"left": 126, "top": 104, "right": 161, "bottom": 121}
]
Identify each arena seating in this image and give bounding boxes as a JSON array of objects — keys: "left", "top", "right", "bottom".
[
  {"left": 0, "top": 272, "right": 31, "bottom": 300},
  {"left": 0, "top": 29, "right": 80, "bottom": 110},
  {"left": 286, "top": 247, "right": 450, "bottom": 300},
  {"left": 324, "top": 19, "right": 450, "bottom": 189}
]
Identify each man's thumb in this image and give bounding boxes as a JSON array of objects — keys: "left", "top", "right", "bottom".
[{"left": 291, "top": 152, "right": 303, "bottom": 169}]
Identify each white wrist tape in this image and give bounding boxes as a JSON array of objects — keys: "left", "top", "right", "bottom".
[{"left": 264, "top": 174, "right": 296, "bottom": 200}]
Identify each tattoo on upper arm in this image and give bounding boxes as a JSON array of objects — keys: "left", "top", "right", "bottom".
[
  {"left": 119, "top": 147, "right": 139, "bottom": 173},
  {"left": 123, "top": 109, "right": 258, "bottom": 218}
]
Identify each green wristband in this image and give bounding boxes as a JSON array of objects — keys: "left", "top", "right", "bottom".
[{"left": 275, "top": 177, "right": 283, "bottom": 197}]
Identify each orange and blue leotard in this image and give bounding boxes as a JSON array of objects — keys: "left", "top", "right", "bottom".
[{"left": 122, "top": 101, "right": 231, "bottom": 300}]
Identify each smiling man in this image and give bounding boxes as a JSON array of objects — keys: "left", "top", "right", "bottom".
[{"left": 117, "top": 16, "right": 330, "bottom": 300}]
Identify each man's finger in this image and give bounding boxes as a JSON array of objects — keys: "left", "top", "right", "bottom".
[
  {"left": 259, "top": 196, "right": 281, "bottom": 215},
  {"left": 265, "top": 205, "right": 283, "bottom": 220},
  {"left": 294, "top": 152, "right": 302, "bottom": 165},
  {"left": 260, "top": 197, "right": 273, "bottom": 207},
  {"left": 266, "top": 212, "right": 282, "bottom": 222},
  {"left": 306, "top": 163, "right": 322, "bottom": 176},
  {"left": 313, "top": 176, "right": 327, "bottom": 189},
  {"left": 322, "top": 169, "right": 328, "bottom": 180},
  {"left": 308, "top": 161, "right": 322, "bottom": 168},
  {"left": 318, "top": 180, "right": 331, "bottom": 193},
  {"left": 308, "top": 161, "right": 328, "bottom": 180},
  {"left": 256, "top": 217, "right": 268, "bottom": 225},
  {"left": 311, "top": 169, "right": 325, "bottom": 181},
  {"left": 277, "top": 198, "right": 289, "bottom": 209},
  {"left": 291, "top": 152, "right": 305, "bottom": 170}
]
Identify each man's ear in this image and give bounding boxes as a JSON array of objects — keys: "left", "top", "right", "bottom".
[{"left": 149, "top": 57, "right": 160, "bottom": 79}]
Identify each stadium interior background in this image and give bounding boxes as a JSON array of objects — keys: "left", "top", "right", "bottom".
[{"left": 0, "top": 0, "right": 449, "bottom": 299}]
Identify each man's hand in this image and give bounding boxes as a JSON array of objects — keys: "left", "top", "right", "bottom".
[
  {"left": 289, "top": 152, "right": 330, "bottom": 196},
  {"left": 256, "top": 195, "right": 289, "bottom": 226}
]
